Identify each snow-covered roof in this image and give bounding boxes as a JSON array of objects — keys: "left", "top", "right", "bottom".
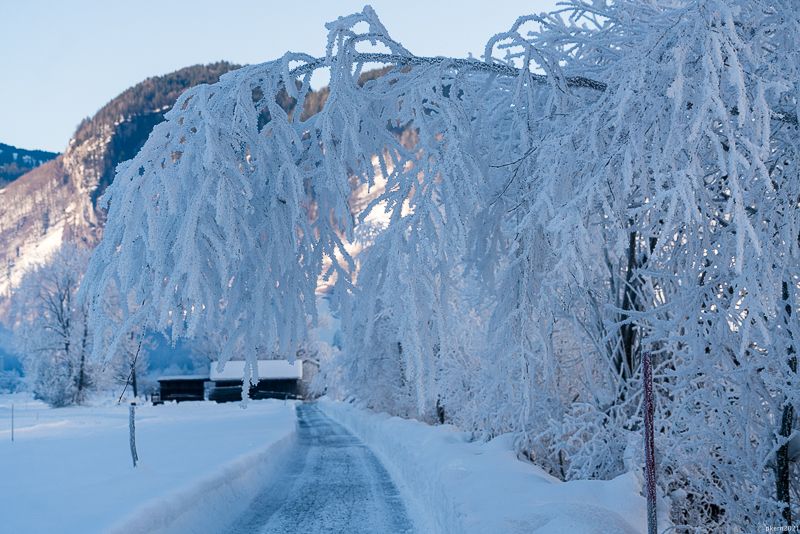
[
  {"left": 156, "top": 375, "right": 209, "bottom": 382},
  {"left": 210, "top": 360, "right": 303, "bottom": 381}
]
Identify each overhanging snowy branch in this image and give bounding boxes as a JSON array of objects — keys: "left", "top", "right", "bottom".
[
  {"left": 288, "top": 52, "right": 609, "bottom": 92},
  {"left": 290, "top": 53, "right": 799, "bottom": 126},
  {"left": 79, "top": 4, "right": 800, "bottom": 529}
]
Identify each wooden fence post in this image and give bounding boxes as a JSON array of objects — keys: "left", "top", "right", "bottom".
[{"left": 129, "top": 402, "right": 139, "bottom": 467}]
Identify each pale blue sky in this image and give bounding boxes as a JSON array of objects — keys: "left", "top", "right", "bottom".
[{"left": 0, "top": 1, "right": 557, "bottom": 153}]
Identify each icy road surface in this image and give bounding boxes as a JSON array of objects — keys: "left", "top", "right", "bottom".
[{"left": 227, "top": 403, "right": 415, "bottom": 534}]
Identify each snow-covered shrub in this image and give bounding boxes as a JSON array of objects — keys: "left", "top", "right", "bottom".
[{"left": 0, "top": 369, "right": 23, "bottom": 393}]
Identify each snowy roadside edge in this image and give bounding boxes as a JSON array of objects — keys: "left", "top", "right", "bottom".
[
  {"left": 318, "top": 398, "right": 648, "bottom": 534},
  {"left": 108, "top": 419, "right": 298, "bottom": 534},
  {"left": 318, "top": 399, "right": 464, "bottom": 534}
]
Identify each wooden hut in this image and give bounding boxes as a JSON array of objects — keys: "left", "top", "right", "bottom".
[
  {"left": 208, "top": 360, "right": 303, "bottom": 402},
  {"left": 154, "top": 375, "right": 209, "bottom": 404}
]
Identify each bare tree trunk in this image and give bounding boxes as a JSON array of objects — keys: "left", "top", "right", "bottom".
[
  {"left": 75, "top": 316, "right": 89, "bottom": 402},
  {"left": 613, "top": 230, "right": 642, "bottom": 405},
  {"left": 619, "top": 231, "right": 640, "bottom": 381}
]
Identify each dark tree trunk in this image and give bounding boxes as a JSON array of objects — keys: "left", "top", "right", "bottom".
[
  {"left": 613, "top": 230, "right": 643, "bottom": 405},
  {"left": 75, "top": 317, "right": 89, "bottom": 402},
  {"left": 436, "top": 397, "right": 445, "bottom": 424},
  {"left": 618, "top": 231, "right": 640, "bottom": 381}
]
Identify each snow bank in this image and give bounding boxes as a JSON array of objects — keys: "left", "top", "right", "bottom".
[
  {"left": 319, "top": 399, "right": 647, "bottom": 534},
  {"left": 0, "top": 395, "right": 296, "bottom": 533},
  {"left": 110, "top": 430, "right": 296, "bottom": 534}
]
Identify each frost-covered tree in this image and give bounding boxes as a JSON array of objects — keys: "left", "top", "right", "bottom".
[
  {"left": 12, "top": 243, "right": 93, "bottom": 406},
  {"left": 82, "top": 2, "right": 799, "bottom": 530}
]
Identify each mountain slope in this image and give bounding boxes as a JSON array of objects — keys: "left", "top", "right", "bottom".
[
  {"left": 0, "top": 158, "right": 78, "bottom": 298},
  {"left": 66, "top": 61, "right": 240, "bottom": 209},
  {"left": 0, "top": 62, "right": 241, "bottom": 305}
]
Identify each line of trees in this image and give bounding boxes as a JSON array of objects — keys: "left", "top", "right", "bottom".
[
  {"left": 82, "top": 1, "right": 799, "bottom": 531},
  {"left": 10, "top": 244, "right": 93, "bottom": 406},
  {"left": 9, "top": 243, "right": 149, "bottom": 405}
]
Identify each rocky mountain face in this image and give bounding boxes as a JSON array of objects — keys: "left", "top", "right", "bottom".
[
  {"left": 65, "top": 61, "right": 239, "bottom": 209},
  {"left": 0, "top": 62, "right": 240, "bottom": 307},
  {"left": 0, "top": 143, "right": 58, "bottom": 187}
]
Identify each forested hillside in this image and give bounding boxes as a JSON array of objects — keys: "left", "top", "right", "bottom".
[
  {"left": 67, "top": 61, "right": 240, "bottom": 205},
  {"left": 0, "top": 143, "right": 58, "bottom": 187}
]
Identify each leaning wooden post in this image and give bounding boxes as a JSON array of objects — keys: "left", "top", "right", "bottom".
[
  {"left": 129, "top": 402, "right": 139, "bottom": 467},
  {"left": 643, "top": 351, "right": 657, "bottom": 534}
]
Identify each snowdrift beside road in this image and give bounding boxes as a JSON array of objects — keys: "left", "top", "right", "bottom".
[
  {"left": 319, "top": 399, "right": 647, "bottom": 534},
  {"left": 0, "top": 396, "right": 297, "bottom": 533},
  {"left": 110, "top": 428, "right": 296, "bottom": 534}
]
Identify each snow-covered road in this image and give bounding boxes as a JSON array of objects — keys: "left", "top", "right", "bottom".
[{"left": 226, "top": 403, "right": 415, "bottom": 534}]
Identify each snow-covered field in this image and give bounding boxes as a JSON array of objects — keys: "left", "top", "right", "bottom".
[
  {"left": 320, "top": 399, "right": 649, "bottom": 534},
  {"left": 1, "top": 394, "right": 655, "bottom": 533},
  {"left": 0, "top": 394, "right": 296, "bottom": 533}
]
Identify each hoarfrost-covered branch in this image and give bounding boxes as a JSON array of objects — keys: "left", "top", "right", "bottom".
[{"left": 80, "top": 2, "right": 800, "bottom": 530}]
